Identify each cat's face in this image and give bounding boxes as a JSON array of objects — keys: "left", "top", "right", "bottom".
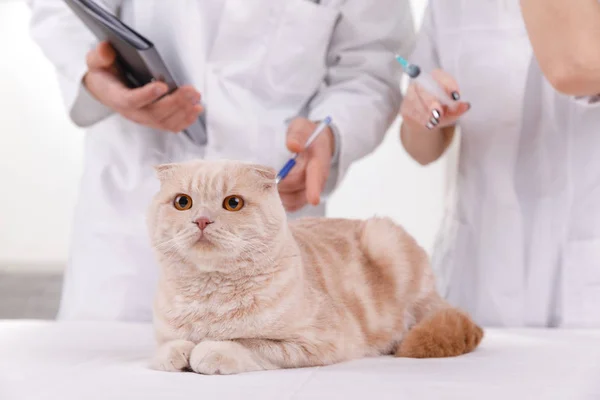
[{"left": 148, "top": 160, "right": 286, "bottom": 270}]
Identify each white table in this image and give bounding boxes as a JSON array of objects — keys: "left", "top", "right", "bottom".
[{"left": 1, "top": 321, "right": 599, "bottom": 400}]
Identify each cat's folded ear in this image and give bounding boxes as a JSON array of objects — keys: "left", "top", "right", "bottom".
[
  {"left": 154, "top": 163, "right": 178, "bottom": 182},
  {"left": 247, "top": 164, "right": 277, "bottom": 190}
]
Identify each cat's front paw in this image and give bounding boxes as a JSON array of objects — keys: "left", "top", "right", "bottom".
[
  {"left": 150, "top": 340, "right": 196, "bottom": 372},
  {"left": 189, "top": 340, "right": 263, "bottom": 375}
]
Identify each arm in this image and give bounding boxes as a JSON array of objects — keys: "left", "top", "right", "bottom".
[
  {"left": 520, "top": 0, "right": 600, "bottom": 96},
  {"left": 401, "top": 125, "right": 456, "bottom": 166},
  {"left": 308, "top": 0, "right": 417, "bottom": 187},
  {"left": 27, "top": 0, "right": 116, "bottom": 126},
  {"left": 27, "top": 1, "right": 203, "bottom": 132},
  {"left": 398, "top": 3, "right": 467, "bottom": 166}
]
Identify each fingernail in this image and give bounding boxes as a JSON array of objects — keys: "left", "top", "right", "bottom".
[
  {"left": 430, "top": 117, "right": 439, "bottom": 126},
  {"left": 467, "top": 102, "right": 472, "bottom": 110},
  {"left": 432, "top": 109, "right": 441, "bottom": 120},
  {"left": 187, "top": 92, "right": 199, "bottom": 103},
  {"left": 426, "top": 122, "right": 434, "bottom": 130},
  {"left": 451, "top": 91, "right": 460, "bottom": 101},
  {"left": 154, "top": 85, "right": 167, "bottom": 96}
]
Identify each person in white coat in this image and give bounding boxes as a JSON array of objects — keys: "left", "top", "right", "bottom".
[
  {"left": 28, "top": 0, "right": 416, "bottom": 321},
  {"left": 400, "top": 0, "right": 600, "bottom": 328}
]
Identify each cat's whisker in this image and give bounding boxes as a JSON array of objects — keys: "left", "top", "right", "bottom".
[
  {"left": 155, "top": 234, "right": 185, "bottom": 249},
  {"left": 156, "top": 230, "right": 197, "bottom": 248},
  {"left": 147, "top": 159, "right": 484, "bottom": 376}
]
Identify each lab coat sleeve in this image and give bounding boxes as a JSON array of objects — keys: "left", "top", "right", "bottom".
[
  {"left": 308, "top": 0, "right": 416, "bottom": 191},
  {"left": 27, "top": 0, "right": 117, "bottom": 127},
  {"left": 574, "top": 95, "right": 600, "bottom": 106}
]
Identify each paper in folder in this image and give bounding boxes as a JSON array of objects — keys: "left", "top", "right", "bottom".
[{"left": 63, "top": 0, "right": 207, "bottom": 145}]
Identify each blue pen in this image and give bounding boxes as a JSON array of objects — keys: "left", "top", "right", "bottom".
[{"left": 276, "top": 116, "right": 332, "bottom": 184}]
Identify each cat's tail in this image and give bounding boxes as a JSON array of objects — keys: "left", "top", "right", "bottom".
[
  {"left": 395, "top": 303, "right": 484, "bottom": 358},
  {"left": 360, "top": 217, "right": 483, "bottom": 359}
]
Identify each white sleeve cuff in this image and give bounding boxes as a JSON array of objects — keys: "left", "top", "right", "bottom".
[
  {"left": 64, "top": 67, "right": 114, "bottom": 127},
  {"left": 329, "top": 121, "right": 342, "bottom": 166}
]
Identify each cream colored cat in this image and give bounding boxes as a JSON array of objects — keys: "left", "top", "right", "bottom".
[{"left": 147, "top": 159, "right": 483, "bottom": 375}]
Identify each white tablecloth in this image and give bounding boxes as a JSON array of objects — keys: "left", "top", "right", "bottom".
[{"left": 1, "top": 321, "right": 599, "bottom": 400}]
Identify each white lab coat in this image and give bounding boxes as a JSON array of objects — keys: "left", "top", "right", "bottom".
[
  {"left": 28, "top": 0, "right": 415, "bottom": 321},
  {"left": 413, "top": 0, "right": 600, "bottom": 327}
]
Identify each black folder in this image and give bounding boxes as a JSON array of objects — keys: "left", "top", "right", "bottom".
[{"left": 63, "top": 0, "right": 207, "bottom": 144}]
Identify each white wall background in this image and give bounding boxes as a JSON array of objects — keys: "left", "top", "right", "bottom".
[{"left": 0, "top": 0, "right": 449, "bottom": 271}]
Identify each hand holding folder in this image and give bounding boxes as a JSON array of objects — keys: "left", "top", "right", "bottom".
[
  {"left": 84, "top": 41, "right": 204, "bottom": 134},
  {"left": 64, "top": 0, "right": 207, "bottom": 143}
]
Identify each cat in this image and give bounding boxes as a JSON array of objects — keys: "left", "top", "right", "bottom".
[{"left": 146, "top": 159, "right": 483, "bottom": 375}]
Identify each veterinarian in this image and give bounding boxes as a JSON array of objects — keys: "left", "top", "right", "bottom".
[
  {"left": 27, "top": 0, "right": 415, "bottom": 321},
  {"left": 400, "top": 0, "right": 600, "bottom": 328}
]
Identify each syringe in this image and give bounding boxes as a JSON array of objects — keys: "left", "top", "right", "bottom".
[{"left": 395, "top": 55, "right": 460, "bottom": 112}]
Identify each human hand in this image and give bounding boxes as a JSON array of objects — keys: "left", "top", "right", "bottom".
[
  {"left": 278, "top": 118, "right": 335, "bottom": 212},
  {"left": 400, "top": 69, "right": 470, "bottom": 133},
  {"left": 83, "top": 41, "right": 203, "bottom": 133}
]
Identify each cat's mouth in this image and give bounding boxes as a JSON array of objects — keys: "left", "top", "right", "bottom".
[{"left": 194, "top": 231, "right": 213, "bottom": 245}]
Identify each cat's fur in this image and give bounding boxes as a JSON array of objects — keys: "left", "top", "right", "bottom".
[{"left": 147, "top": 160, "right": 483, "bottom": 375}]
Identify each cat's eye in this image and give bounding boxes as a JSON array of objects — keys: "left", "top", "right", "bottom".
[
  {"left": 173, "top": 194, "right": 192, "bottom": 211},
  {"left": 223, "top": 195, "right": 244, "bottom": 212}
]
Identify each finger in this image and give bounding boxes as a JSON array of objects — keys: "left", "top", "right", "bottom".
[
  {"left": 431, "top": 69, "right": 461, "bottom": 100},
  {"left": 304, "top": 131, "right": 332, "bottom": 206},
  {"left": 84, "top": 68, "right": 131, "bottom": 107},
  {"left": 305, "top": 154, "right": 329, "bottom": 206},
  {"left": 86, "top": 41, "right": 116, "bottom": 69},
  {"left": 277, "top": 152, "right": 308, "bottom": 192},
  {"left": 116, "top": 82, "right": 170, "bottom": 110},
  {"left": 286, "top": 118, "right": 316, "bottom": 153},
  {"left": 146, "top": 88, "right": 200, "bottom": 124},
  {"left": 444, "top": 102, "right": 472, "bottom": 120},
  {"left": 279, "top": 191, "right": 307, "bottom": 213},
  {"left": 161, "top": 108, "right": 192, "bottom": 133},
  {"left": 181, "top": 105, "right": 204, "bottom": 128},
  {"left": 161, "top": 105, "right": 203, "bottom": 133},
  {"left": 401, "top": 85, "right": 435, "bottom": 129},
  {"left": 278, "top": 173, "right": 306, "bottom": 193},
  {"left": 413, "top": 84, "right": 445, "bottom": 129},
  {"left": 145, "top": 86, "right": 201, "bottom": 122}
]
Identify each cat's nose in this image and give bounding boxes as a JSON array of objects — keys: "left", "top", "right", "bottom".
[{"left": 194, "top": 217, "right": 213, "bottom": 231}]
